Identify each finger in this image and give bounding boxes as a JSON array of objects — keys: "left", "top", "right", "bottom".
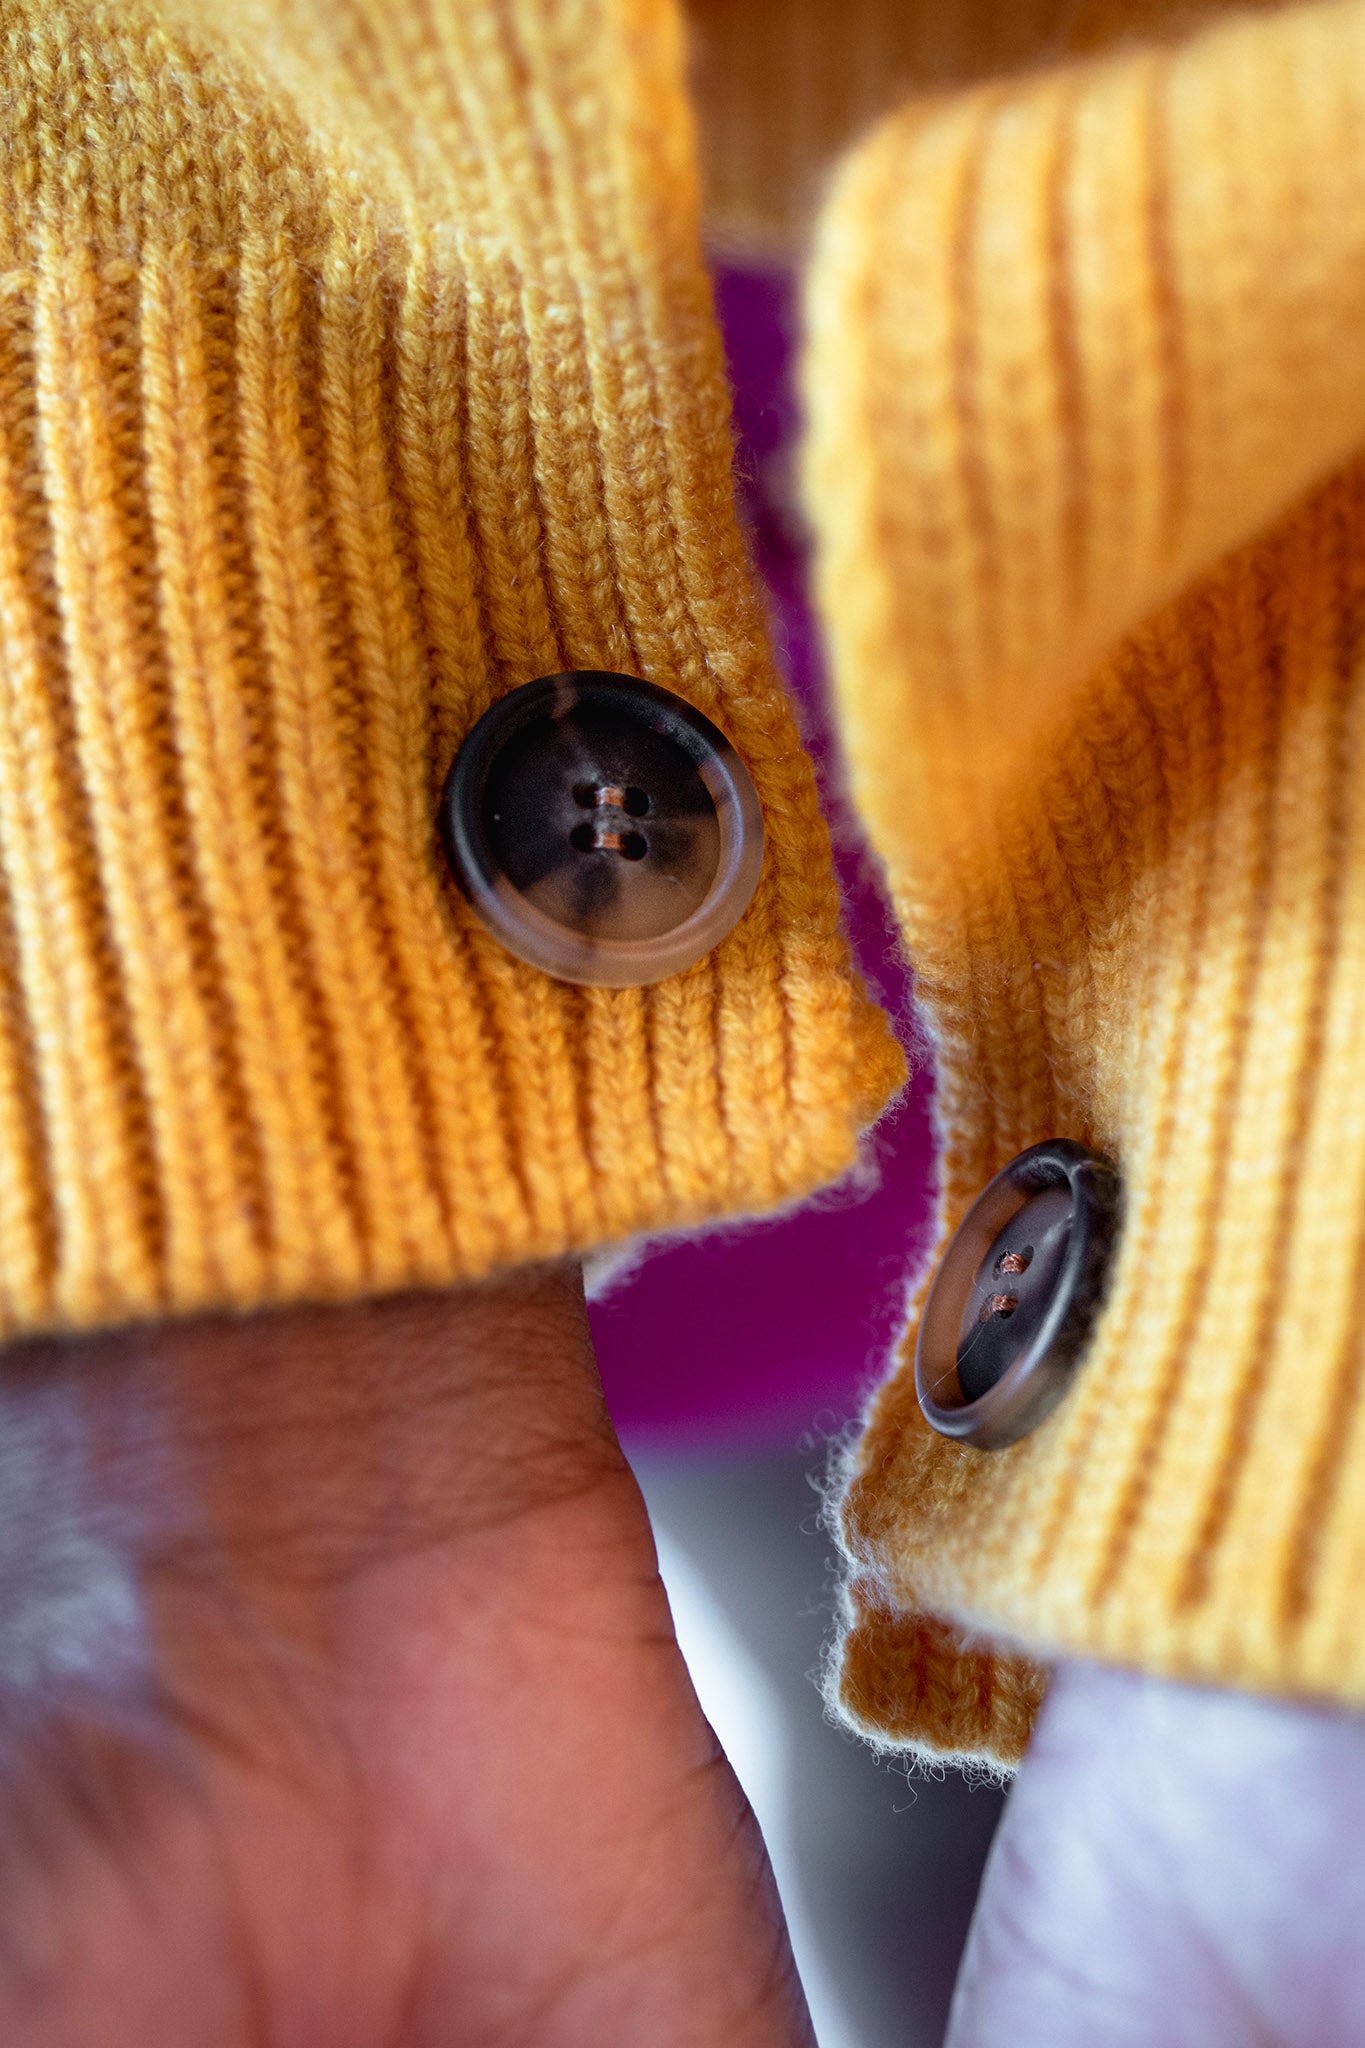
[
  {"left": 0, "top": 1271, "right": 815, "bottom": 2048},
  {"left": 946, "top": 1659, "right": 1365, "bottom": 2048}
]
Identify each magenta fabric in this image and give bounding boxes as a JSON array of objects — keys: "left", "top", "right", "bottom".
[{"left": 590, "top": 266, "right": 936, "bottom": 1450}]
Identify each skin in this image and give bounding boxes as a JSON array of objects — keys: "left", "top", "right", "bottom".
[
  {"left": 2, "top": 1258, "right": 1360, "bottom": 2047},
  {"left": 0, "top": 1262, "right": 812, "bottom": 2048}
]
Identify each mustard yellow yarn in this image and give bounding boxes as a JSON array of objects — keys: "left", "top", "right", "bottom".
[
  {"left": 10, "top": 0, "right": 1365, "bottom": 1774},
  {"left": 0, "top": 0, "right": 902, "bottom": 1335},
  {"left": 810, "top": 0, "right": 1365, "bottom": 1766}
]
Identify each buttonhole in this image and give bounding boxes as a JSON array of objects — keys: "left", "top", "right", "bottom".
[{"left": 996, "top": 1246, "right": 1032, "bottom": 1276}]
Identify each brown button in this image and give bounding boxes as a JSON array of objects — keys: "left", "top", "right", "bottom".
[
  {"left": 439, "top": 672, "right": 765, "bottom": 988},
  {"left": 915, "top": 1140, "right": 1122, "bottom": 1450}
]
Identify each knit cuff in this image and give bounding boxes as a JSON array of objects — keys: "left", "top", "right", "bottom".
[
  {"left": 684, "top": 0, "right": 1059, "bottom": 256},
  {"left": 808, "top": 0, "right": 1365, "bottom": 1766},
  {"left": 0, "top": 0, "right": 902, "bottom": 1338}
]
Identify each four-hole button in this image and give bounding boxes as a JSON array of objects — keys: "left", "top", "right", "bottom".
[{"left": 439, "top": 671, "right": 765, "bottom": 989}]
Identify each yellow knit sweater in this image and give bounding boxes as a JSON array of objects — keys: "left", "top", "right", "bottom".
[{"left": 3, "top": 0, "right": 1363, "bottom": 1768}]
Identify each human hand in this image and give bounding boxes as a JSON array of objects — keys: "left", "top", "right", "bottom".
[
  {"left": 0, "top": 1264, "right": 811, "bottom": 2048},
  {"left": 947, "top": 1659, "right": 1365, "bottom": 2047}
]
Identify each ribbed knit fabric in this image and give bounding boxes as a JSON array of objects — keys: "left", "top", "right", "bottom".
[
  {"left": 685, "top": 0, "right": 1063, "bottom": 255},
  {"left": 0, "top": 0, "right": 903, "bottom": 1336},
  {"left": 15, "top": 0, "right": 1365, "bottom": 1774},
  {"left": 685, "top": 0, "right": 1282, "bottom": 254},
  {"left": 808, "top": 0, "right": 1365, "bottom": 1766}
]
